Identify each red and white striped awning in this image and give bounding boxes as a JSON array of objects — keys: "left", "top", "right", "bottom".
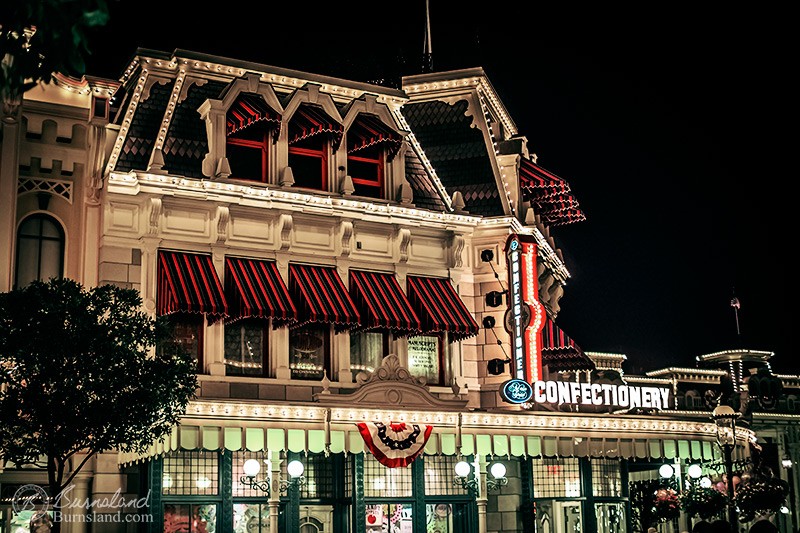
[
  {"left": 224, "top": 257, "right": 297, "bottom": 325},
  {"left": 157, "top": 250, "right": 228, "bottom": 321}
]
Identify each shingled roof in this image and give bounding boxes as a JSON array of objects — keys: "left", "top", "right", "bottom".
[{"left": 401, "top": 99, "right": 502, "bottom": 216}]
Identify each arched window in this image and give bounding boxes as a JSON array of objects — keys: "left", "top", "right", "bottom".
[{"left": 15, "top": 214, "right": 64, "bottom": 288}]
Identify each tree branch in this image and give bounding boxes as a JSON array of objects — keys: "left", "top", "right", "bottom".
[{"left": 61, "top": 450, "right": 96, "bottom": 491}]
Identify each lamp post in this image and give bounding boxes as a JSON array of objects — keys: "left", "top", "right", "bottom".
[
  {"left": 712, "top": 405, "right": 741, "bottom": 533},
  {"left": 239, "top": 458, "right": 305, "bottom": 531},
  {"left": 281, "top": 459, "right": 305, "bottom": 533}
]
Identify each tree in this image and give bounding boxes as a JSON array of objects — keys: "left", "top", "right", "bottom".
[
  {"left": 0, "top": 278, "right": 197, "bottom": 532},
  {"left": 1, "top": 0, "right": 109, "bottom": 111}
]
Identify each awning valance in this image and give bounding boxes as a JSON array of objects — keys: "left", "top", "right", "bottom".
[
  {"left": 407, "top": 275, "right": 479, "bottom": 341},
  {"left": 349, "top": 270, "right": 421, "bottom": 336},
  {"left": 224, "top": 257, "right": 297, "bottom": 325},
  {"left": 119, "top": 423, "right": 732, "bottom": 467},
  {"left": 519, "top": 158, "right": 586, "bottom": 227},
  {"left": 157, "top": 250, "right": 228, "bottom": 321},
  {"left": 347, "top": 113, "right": 403, "bottom": 161},
  {"left": 541, "top": 317, "right": 595, "bottom": 371},
  {"left": 289, "top": 263, "right": 360, "bottom": 329},
  {"left": 226, "top": 92, "right": 281, "bottom": 137},
  {"left": 288, "top": 104, "right": 343, "bottom": 147}
]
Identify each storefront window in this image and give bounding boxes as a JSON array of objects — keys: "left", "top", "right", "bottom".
[
  {"left": 162, "top": 451, "right": 218, "bottom": 496},
  {"left": 363, "top": 455, "right": 412, "bottom": 498},
  {"left": 591, "top": 458, "right": 623, "bottom": 497},
  {"left": 365, "top": 503, "right": 412, "bottom": 532},
  {"left": 163, "top": 503, "right": 217, "bottom": 533},
  {"left": 423, "top": 456, "right": 470, "bottom": 496},
  {"left": 289, "top": 325, "right": 329, "bottom": 380},
  {"left": 232, "top": 451, "right": 270, "bottom": 497},
  {"left": 532, "top": 458, "right": 582, "bottom": 498},
  {"left": 232, "top": 503, "right": 268, "bottom": 533},
  {"left": 350, "top": 331, "right": 387, "bottom": 380},
  {"left": 407, "top": 335, "right": 443, "bottom": 385},
  {"left": 224, "top": 319, "right": 267, "bottom": 376}
]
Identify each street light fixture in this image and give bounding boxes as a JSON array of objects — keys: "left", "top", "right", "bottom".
[
  {"left": 281, "top": 459, "right": 306, "bottom": 533},
  {"left": 453, "top": 461, "right": 508, "bottom": 493},
  {"left": 240, "top": 458, "right": 270, "bottom": 495},
  {"left": 712, "top": 404, "right": 741, "bottom": 532}
]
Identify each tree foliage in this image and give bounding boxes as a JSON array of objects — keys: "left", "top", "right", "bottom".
[
  {"left": 1, "top": 0, "right": 109, "bottom": 103},
  {"left": 0, "top": 278, "right": 197, "bottom": 497}
]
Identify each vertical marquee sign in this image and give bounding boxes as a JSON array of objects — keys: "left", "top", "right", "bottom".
[{"left": 502, "top": 234, "right": 546, "bottom": 398}]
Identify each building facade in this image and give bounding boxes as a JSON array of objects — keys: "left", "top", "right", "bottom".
[{"left": 0, "top": 49, "right": 796, "bottom": 533}]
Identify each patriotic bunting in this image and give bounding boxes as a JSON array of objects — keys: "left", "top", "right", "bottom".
[{"left": 356, "top": 421, "right": 433, "bottom": 468}]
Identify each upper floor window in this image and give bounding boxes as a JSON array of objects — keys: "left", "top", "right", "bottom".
[
  {"left": 287, "top": 104, "right": 342, "bottom": 192},
  {"left": 290, "top": 324, "right": 330, "bottom": 380},
  {"left": 15, "top": 213, "right": 64, "bottom": 288},
  {"left": 226, "top": 92, "right": 281, "bottom": 183},
  {"left": 157, "top": 250, "right": 229, "bottom": 375},
  {"left": 167, "top": 313, "right": 205, "bottom": 373},
  {"left": 288, "top": 134, "right": 327, "bottom": 190},
  {"left": 348, "top": 144, "right": 383, "bottom": 198},
  {"left": 345, "top": 112, "right": 402, "bottom": 199},
  {"left": 224, "top": 319, "right": 267, "bottom": 376},
  {"left": 350, "top": 330, "right": 389, "bottom": 381},
  {"left": 407, "top": 334, "right": 447, "bottom": 385}
]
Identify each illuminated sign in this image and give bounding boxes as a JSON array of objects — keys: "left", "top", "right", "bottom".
[
  {"left": 500, "top": 379, "right": 534, "bottom": 404},
  {"left": 529, "top": 381, "right": 672, "bottom": 410},
  {"left": 503, "top": 234, "right": 545, "bottom": 383}
]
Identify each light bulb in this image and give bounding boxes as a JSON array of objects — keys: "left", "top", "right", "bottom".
[
  {"left": 687, "top": 464, "right": 703, "bottom": 479},
  {"left": 287, "top": 460, "right": 304, "bottom": 478},
  {"left": 243, "top": 459, "right": 261, "bottom": 477},
  {"left": 700, "top": 477, "right": 712, "bottom": 488},
  {"left": 659, "top": 464, "right": 674, "bottom": 478},
  {"left": 454, "top": 461, "right": 471, "bottom": 478},
  {"left": 490, "top": 463, "right": 507, "bottom": 479}
]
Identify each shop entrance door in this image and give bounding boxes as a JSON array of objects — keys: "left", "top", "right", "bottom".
[
  {"left": 299, "top": 504, "right": 333, "bottom": 532},
  {"left": 425, "top": 502, "right": 474, "bottom": 532},
  {"left": 553, "top": 501, "right": 582, "bottom": 533},
  {"left": 594, "top": 502, "right": 625, "bottom": 533}
]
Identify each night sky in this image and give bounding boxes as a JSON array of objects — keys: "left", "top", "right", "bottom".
[{"left": 83, "top": 3, "right": 793, "bottom": 375}]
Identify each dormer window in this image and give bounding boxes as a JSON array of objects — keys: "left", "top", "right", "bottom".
[
  {"left": 346, "top": 112, "right": 402, "bottom": 199},
  {"left": 226, "top": 92, "right": 281, "bottom": 182},
  {"left": 287, "top": 103, "right": 342, "bottom": 192}
]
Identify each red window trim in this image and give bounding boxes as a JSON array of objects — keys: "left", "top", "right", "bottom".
[
  {"left": 288, "top": 144, "right": 328, "bottom": 191},
  {"left": 347, "top": 152, "right": 384, "bottom": 187},
  {"left": 227, "top": 132, "right": 269, "bottom": 183}
]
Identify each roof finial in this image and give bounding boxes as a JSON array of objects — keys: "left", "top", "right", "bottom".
[{"left": 422, "top": 0, "right": 433, "bottom": 73}]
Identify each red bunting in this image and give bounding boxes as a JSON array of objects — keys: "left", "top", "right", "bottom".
[{"left": 356, "top": 421, "right": 433, "bottom": 468}]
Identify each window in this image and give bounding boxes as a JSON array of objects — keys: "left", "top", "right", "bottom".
[
  {"left": 532, "top": 458, "right": 582, "bottom": 498},
  {"left": 289, "top": 324, "right": 330, "bottom": 380},
  {"left": 348, "top": 144, "right": 383, "bottom": 198},
  {"left": 224, "top": 319, "right": 267, "bottom": 376},
  {"left": 167, "top": 313, "right": 205, "bottom": 373},
  {"left": 407, "top": 335, "right": 446, "bottom": 385},
  {"left": 288, "top": 135, "right": 327, "bottom": 191},
  {"left": 232, "top": 503, "right": 268, "bottom": 532},
  {"left": 163, "top": 504, "right": 218, "bottom": 533},
  {"left": 162, "top": 451, "right": 219, "bottom": 496},
  {"left": 591, "top": 459, "right": 623, "bottom": 497},
  {"left": 350, "top": 330, "right": 388, "bottom": 380},
  {"left": 15, "top": 214, "right": 64, "bottom": 288},
  {"left": 227, "top": 122, "right": 270, "bottom": 182}
]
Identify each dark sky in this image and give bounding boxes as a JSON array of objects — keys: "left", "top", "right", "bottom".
[{"left": 84, "top": 3, "right": 793, "bottom": 375}]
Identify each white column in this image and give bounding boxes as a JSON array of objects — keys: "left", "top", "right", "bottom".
[
  {"left": 0, "top": 110, "right": 22, "bottom": 291},
  {"left": 476, "top": 455, "right": 488, "bottom": 533},
  {"left": 268, "top": 450, "right": 282, "bottom": 533}
]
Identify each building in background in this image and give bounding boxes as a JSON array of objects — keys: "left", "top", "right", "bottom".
[{"left": 1, "top": 49, "right": 796, "bottom": 533}]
